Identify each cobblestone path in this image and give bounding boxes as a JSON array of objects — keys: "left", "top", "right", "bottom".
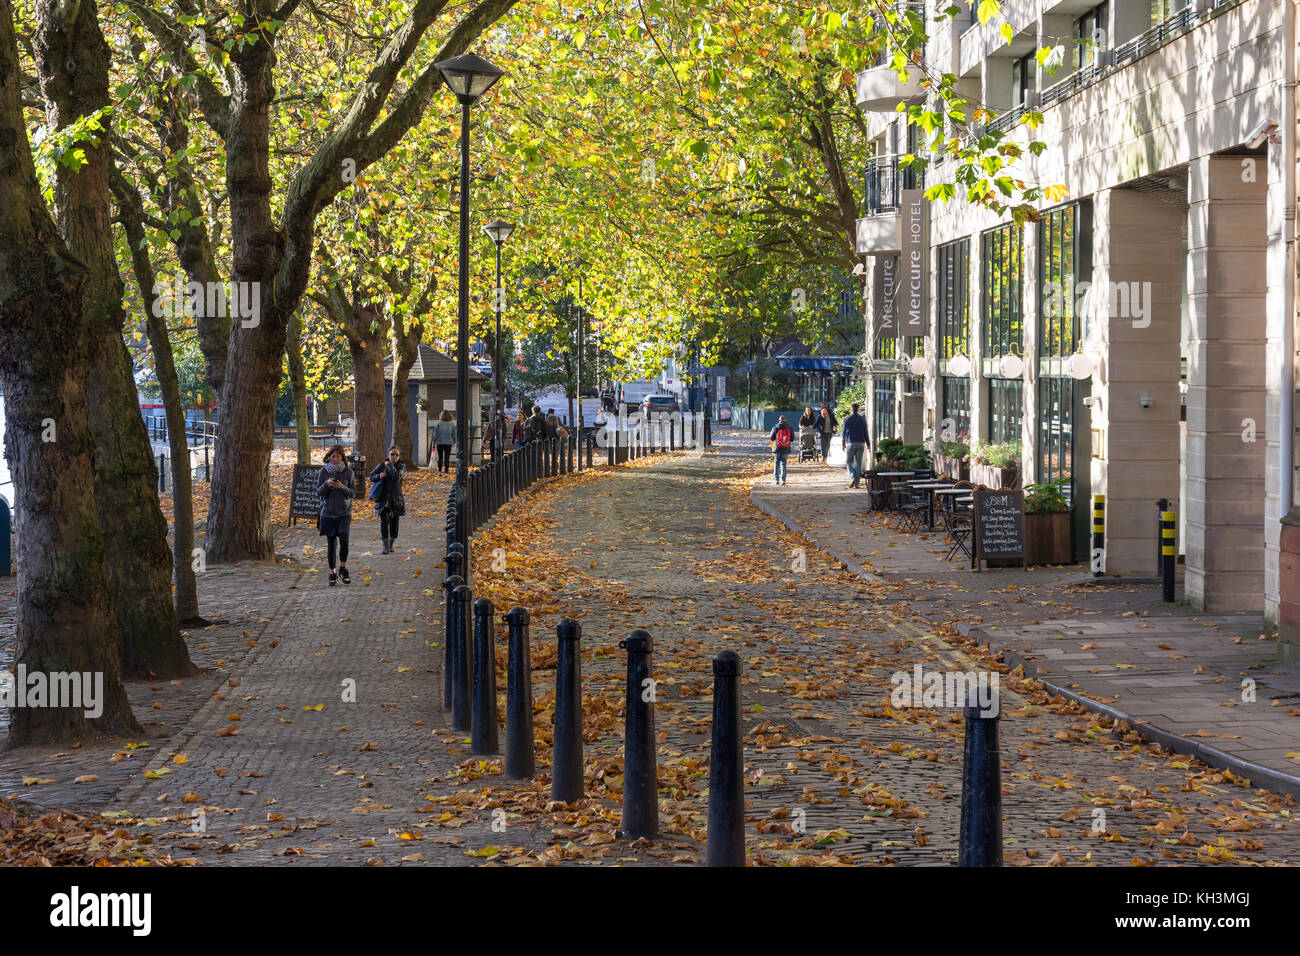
[{"left": 3, "top": 444, "right": 1296, "bottom": 866}]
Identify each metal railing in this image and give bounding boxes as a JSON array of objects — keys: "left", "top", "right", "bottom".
[
  {"left": 143, "top": 414, "right": 219, "bottom": 447},
  {"left": 863, "top": 154, "right": 925, "bottom": 217},
  {"left": 989, "top": 0, "right": 1248, "bottom": 132},
  {"left": 867, "top": 1, "right": 929, "bottom": 68}
]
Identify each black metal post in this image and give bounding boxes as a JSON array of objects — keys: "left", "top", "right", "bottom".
[
  {"left": 1161, "top": 502, "right": 1176, "bottom": 602},
  {"left": 443, "top": 571, "right": 462, "bottom": 712},
  {"left": 451, "top": 583, "right": 474, "bottom": 731},
  {"left": 552, "top": 618, "right": 584, "bottom": 803},
  {"left": 958, "top": 703, "right": 1002, "bottom": 866},
  {"left": 706, "top": 649, "right": 744, "bottom": 866},
  {"left": 505, "top": 606, "right": 534, "bottom": 779},
  {"left": 493, "top": 241, "right": 502, "bottom": 462},
  {"left": 471, "top": 597, "right": 499, "bottom": 754},
  {"left": 453, "top": 98, "right": 472, "bottom": 585},
  {"left": 619, "top": 630, "right": 658, "bottom": 839}
]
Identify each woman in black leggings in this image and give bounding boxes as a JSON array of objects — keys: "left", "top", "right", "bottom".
[
  {"left": 368, "top": 445, "right": 406, "bottom": 553},
  {"left": 316, "top": 444, "right": 356, "bottom": 586}
]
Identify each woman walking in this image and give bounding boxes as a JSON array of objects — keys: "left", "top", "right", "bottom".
[
  {"left": 512, "top": 410, "right": 526, "bottom": 451},
  {"left": 317, "top": 444, "right": 355, "bottom": 586},
  {"left": 432, "top": 409, "right": 455, "bottom": 474},
  {"left": 815, "top": 402, "right": 838, "bottom": 464},
  {"left": 369, "top": 444, "right": 406, "bottom": 554}
]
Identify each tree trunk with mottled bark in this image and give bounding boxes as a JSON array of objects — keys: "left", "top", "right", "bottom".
[
  {"left": 348, "top": 304, "right": 391, "bottom": 474},
  {"left": 391, "top": 316, "right": 423, "bottom": 469},
  {"left": 286, "top": 312, "right": 312, "bottom": 464},
  {"left": 0, "top": 0, "right": 141, "bottom": 744},
  {"left": 36, "top": 0, "right": 192, "bottom": 678},
  {"left": 113, "top": 173, "right": 204, "bottom": 626}
]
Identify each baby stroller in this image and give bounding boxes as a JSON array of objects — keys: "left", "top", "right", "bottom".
[{"left": 798, "top": 425, "right": 819, "bottom": 461}]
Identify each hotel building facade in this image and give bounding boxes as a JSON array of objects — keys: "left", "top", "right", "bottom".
[{"left": 855, "top": 0, "right": 1300, "bottom": 658}]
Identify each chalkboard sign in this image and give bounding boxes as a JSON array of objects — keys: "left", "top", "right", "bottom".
[
  {"left": 289, "top": 464, "right": 323, "bottom": 523},
  {"left": 972, "top": 488, "right": 1026, "bottom": 570}
]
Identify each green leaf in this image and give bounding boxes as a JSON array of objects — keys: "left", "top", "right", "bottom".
[{"left": 977, "top": 0, "right": 1001, "bottom": 26}]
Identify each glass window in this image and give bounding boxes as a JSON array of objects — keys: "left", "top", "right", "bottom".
[
  {"left": 938, "top": 238, "right": 970, "bottom": 360},
  {"left": 1012, "top": 52, "right": 1037, "bottom": 106},
  {"left": 981, "top": 222, "right": 1024, "bottom": 360},
  {"left": 1038, "top": 202, "right": 1086, "bottom": 359},
  {"left": 941, "top": 376, "right": 970, "bottom": 439},
  {"left": 1151, "top": 0, "right": 1190, "bottom": 25},
  {"left": 874, "top": 334, "right": 897, "bottom": 360},
  {"left": 1037, "top": 377, "right": 1075, "bottom": 502},
  {"left": 874, "top": 378, "right": 896, "bottom": 443},
  {"left": 1076, "top": 2, "right": 1109, "bottom": 69},
  {"left": 988, "top": 379, "right": 1022, "bottom": 445}
]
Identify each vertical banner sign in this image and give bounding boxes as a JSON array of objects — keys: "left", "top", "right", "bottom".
[
  {"left": 900, "top": 189, "right": 927, "bottom": 335},
  {"left": 872, "top": 255, "right": 898, "bottom": 340}
]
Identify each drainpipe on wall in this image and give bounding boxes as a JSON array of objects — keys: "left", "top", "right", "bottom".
[
  {"left": 1278, "top": 0, "right": 1299, "bottom": 659},
  {"left": 1284, "top": 0, "right": 1296, "bottom": 519}
]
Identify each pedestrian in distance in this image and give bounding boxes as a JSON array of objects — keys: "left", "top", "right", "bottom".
[
  {"left": 368, "top": 444, "right": 406, "bottom": 554},
  {"left": 512, "top": 410, "right": 526, "bottom": 450},
  {"left": 769, "top": 414, "right": 793, "bottom": 485},
  {"left": 544, "top": 409, "right": 560, "bottom": 440},
  {"left": 431, "top": 409, "right": 455, "bottom": 474},
  {"left": 842, "top": 402, "right": 871, "bottom": 489},
  {"left": 815, "top": 402, "right": 838, "bottom": 465},
  {"left": 317, "top": 443, "right": 356, "bottom": 586},
  {"left": 524, "top": 405, "right": 546, "bottom": 443}
]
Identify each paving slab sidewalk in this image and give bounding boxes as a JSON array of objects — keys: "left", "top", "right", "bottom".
[{"left": 742, "top": 430, "right": 1300, "bottom": 798}]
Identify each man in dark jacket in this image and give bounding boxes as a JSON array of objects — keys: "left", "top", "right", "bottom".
[
  {"left": 524, "top": 405, "right": 546, "bottom": 443},
  {"left": 842, "top": 403, "right": 871, "bottom": 488}
]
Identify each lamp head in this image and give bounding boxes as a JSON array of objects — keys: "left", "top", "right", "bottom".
[
  {"left": 435, "top": 53, "right": 505, "bottom": 105},
  {"left": 482, "top": 220, "right": 517, "bottom": 246}
]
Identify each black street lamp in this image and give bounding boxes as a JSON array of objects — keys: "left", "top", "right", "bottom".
[
  {"left": 436, "top": 52, "right": 504, "bottom": 568},
  {"left": 572, "top": 257, "right": 588, "bottom": 468},
  {"left": 482, "top": 219, "right": 516, "bottom": 462}
]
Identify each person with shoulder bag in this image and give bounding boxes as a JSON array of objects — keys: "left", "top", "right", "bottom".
[
  {"left": 317, "top": 443, "right": 356, "bottom": 585},
  {"left": 815, "top": 402, "right": 839, "bottom": 465},
  {"left": 368, "top": 444, "right": 406, "bottom": 554}
]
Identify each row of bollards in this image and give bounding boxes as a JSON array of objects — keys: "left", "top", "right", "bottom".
[{"left": 440, "top": 594, "right": 1002, "bottom": 867}]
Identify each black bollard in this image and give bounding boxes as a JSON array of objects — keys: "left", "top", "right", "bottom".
[
  {"left": 958, "top": 702, "right": 1002, "bottom": 866},
  {"left": 619, "top": 630, "right": 658, "bottom": 839},
  {"left": 505, "top": 606, "right": 534, "bottom": 779},
  {"left": 1161, "top": 505, "right": 1176, "bottom": 602},
  {"left": 471, "top": 597, "right": 499, "bottom": 754},
  {"left": 1092, "top": 494, "right": 1105, "bottom": 578},
  {"left": 706, "top": 650, "right": 744, "bottom": 866},
  {"left": 552, "top": 618, "right": 584, "bottom": 803},
  {"left": 443, "top": 552, "right": 463, "bottom": 710},
  {"left": 451, "top": 584, "right": 474, "bottom": 731}
]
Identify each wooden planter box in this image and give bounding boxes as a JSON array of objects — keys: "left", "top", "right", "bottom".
[
  {"left": 972, "top": 463, "right": 1020, "bottom": 490},
  {"left": 1025, "top": 511, "right": 1072, "bottom": 566},
  {"left": 935, "top": 455, "right": 969, "bottom": 481}
]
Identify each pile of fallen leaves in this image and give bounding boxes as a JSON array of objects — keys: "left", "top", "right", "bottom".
[{"left": 0, "top": 797, "right": 192, "bottom": 867}]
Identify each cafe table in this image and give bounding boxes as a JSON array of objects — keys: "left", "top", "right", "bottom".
[
  {"left": 876, "top": 471, "right": 917, "bottom": 511},
  {"left": 909, "top": 481, "right": 956, "bottom": 530}
]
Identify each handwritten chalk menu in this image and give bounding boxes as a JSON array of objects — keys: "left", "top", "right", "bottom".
[
  {"left": 289, "top": 464, "right": 322, "bottom": 522},
  {"left": 973, "top": 489, "right": 1026, "bottom": 570}
]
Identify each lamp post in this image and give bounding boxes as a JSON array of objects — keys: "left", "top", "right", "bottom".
[
  {"left": 572, "top": 257, "right": 588, "bottom": 466},
  {"left": 436, "top": 52, "right": 504, "bottom": 568},
  {"left": 482, "top": 219, "right": 516, "bottom": 462}
]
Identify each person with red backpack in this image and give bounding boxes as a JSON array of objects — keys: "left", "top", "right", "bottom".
[{"left": 769, "top": 414, "right": 793, "bottom": 484}]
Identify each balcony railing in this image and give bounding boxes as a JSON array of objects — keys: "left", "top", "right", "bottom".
[
  {"left": 867, "top": 1, "right": 928, "bottom": 68},
  {"left": 863, "top": 154, "right": 925, "bottom": 217},
  {"left": 986, "top": 0, "right": 1247, "bottom": 133}
]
